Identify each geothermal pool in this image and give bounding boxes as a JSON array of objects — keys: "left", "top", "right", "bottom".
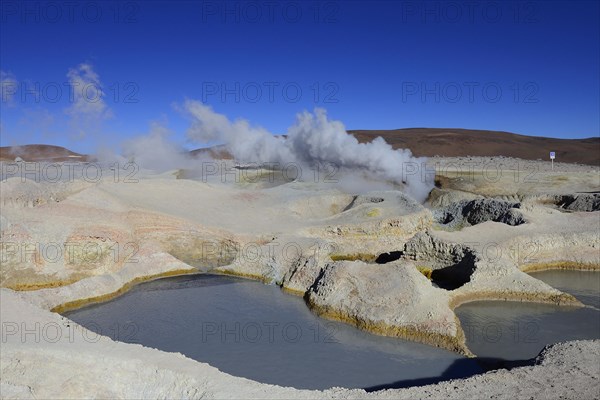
[
  {"left": 529, "top": 269, "right": 600, "bottom": 309},
  {"left": 64, "top": 274, "right": 481, "bottom": 390},
  {"left": 65, "top": 271, "right": 600, "bottom": 390},
  {"left": 455, "top": 270, "right": 600, "bottom": 361}
]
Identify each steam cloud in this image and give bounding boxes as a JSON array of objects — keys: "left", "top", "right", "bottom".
[
  {"left": 65, "top": 63, "right": 113, "bottom": 139},
  {"left": 183, "top": 101, "right": 433, "bottom": 201}
]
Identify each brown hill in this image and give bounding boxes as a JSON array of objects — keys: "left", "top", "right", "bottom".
[
  {"left": 0, "top": 145, "right": 90, "bottom": 162},
  {"left": 189, "top": 145, "right": 234, "bottom": 160},
  {"left": 349, "top": 128, "right": 599, "bottom": 165},
  {"left": 190, "top": 128, "right": 599, "bottom": 166}
]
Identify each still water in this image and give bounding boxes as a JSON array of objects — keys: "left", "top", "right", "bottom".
[
  {"left": 65, "top": 271, "right": 599, "bottom": 390},
  {"left": 455, "top": 270, "right": 600, "bottom": 361},
  {"left": 65, "top": 274, "right": 480, "bottom": 390}
]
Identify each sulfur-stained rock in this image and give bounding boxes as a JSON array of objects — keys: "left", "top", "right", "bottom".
[{"left": 305, "top": 260, "right": 470, "bottom": 354}]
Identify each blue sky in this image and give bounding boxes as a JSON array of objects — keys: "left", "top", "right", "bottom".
[{"left": 1, "top": 0, "right": 599, "bottom": 153}]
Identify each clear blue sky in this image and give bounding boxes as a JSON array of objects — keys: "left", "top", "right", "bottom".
[{"left": 1, "top": 0, "right": 599, "bottom": 153}]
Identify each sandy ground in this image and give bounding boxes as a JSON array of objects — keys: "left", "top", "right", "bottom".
[{"left": 0, "top": 156, "right": 598, "bottom": 399}]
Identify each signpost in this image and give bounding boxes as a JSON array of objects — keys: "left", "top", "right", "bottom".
[{"left": 550, "top": 151, "right": 555, "bottom": 170}]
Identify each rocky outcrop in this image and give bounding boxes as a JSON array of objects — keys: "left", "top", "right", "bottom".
[
  {"left": 556, "top": 193, "right": 600, "bottom": 212},
  {"left": 305, "top": 260, "right": 470, "bottom": 354},
  {"left": 397, "top": 232, "right": 581, "bottom": 306},
  {"left": 522, "top": 193, "right": 600, "bottom": 212},
  {"left": 434, "top": 199, "right": 525, "bottom": 229}
]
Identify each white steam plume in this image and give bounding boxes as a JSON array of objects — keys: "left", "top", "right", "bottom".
[
  {"left": 184, "top": 100, "right": 433, "bottom": 201},
  {"left": 97, "top": 122, "right": 209, "bottom": 173}
]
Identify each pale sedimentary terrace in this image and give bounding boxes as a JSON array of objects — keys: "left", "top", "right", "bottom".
[{"left": 0, "top": 158, "right": 599, "bottom": 398}]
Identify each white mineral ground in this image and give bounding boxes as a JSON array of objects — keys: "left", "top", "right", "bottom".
[{"left": 0, "top": 156, "right": 599, "bottom": 399}]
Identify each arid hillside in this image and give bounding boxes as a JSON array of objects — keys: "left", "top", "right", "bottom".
[
  {"left": 349, "top": 128, "right": 600, "bottom": 166},
  {"left": 191, "top": 128, "right": 599, "bottom": 166},
  {"left": 0, "top": 144, "right": 90, "bottom": 162}
]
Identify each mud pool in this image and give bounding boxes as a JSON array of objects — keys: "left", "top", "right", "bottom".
[{"left": 65, "top": 271, "right": 599, "bottom": 390}]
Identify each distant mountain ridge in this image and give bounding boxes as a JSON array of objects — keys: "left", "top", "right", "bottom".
[
  {"left": 0, "top": 144, "right": 90, "bottom": 162},
  {"left": 348, "top": 128, "right": 599, "bottom": 165},
  {"left": 191, "top": 128, "right": 599, "bottom": 166},
  {"left": 2, "top": 129, "right": 598, "bottom": 165}
]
